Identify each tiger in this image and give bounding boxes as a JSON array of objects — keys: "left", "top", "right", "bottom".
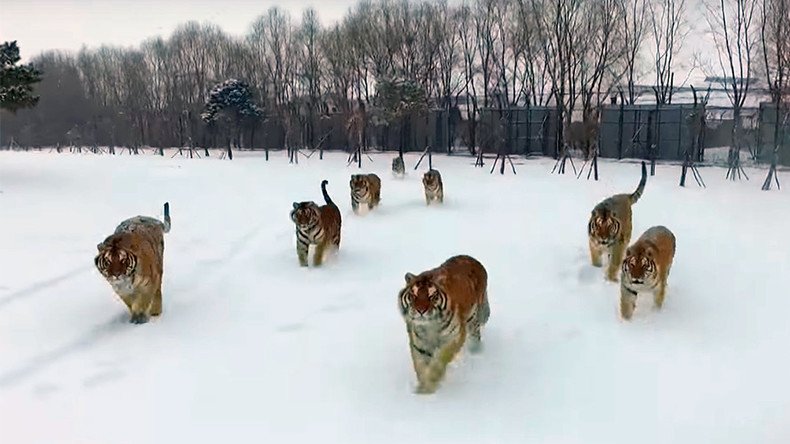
[
  {"left": 290, "top": 180, "right": 342, "bottom": 267},
  {"left": 619, "top": 225, "right": 676, "bottom": 320},
  {"left": 95, "top": 202, "right": 171, "bottom": 324},
  {"left": 398, "top": 255, "right": 490, "bottom": 394},
  {"left": 587, "top": 161, "right": 647, "bottom": 282},
  {"left": 422, "top": 169, "right": 444, "bottom": 205},
  {"left": 349, "top": 173, "right": 381, "bottom": 214},
  {"left": 392, "top": 156, "right": 406, "bottom": 178}
]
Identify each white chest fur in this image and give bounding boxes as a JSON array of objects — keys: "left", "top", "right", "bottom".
[{"left": 108, "top": 276, "right": 136, "bottom": 297}]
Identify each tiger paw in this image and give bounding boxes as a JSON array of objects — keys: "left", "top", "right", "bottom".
[
  {"left": 415, "top": 383, "right": 437, "bottom": 395},
  {"left": 467, "top": 339, "right": 483, "bottom": 354},
  {"left": 129, "top": 313, "right": 150, "bottom": 324}
]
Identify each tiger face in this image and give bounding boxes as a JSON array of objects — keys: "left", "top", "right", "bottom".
[
  {"left": 350, "top": 175, "right": 371, "bottom": 197},
  {"left": 399, "top": 273, "right": 447, "bottom": 325},
  {"left": 588, "top": 208, "right": 620, "bottom": 246},
  {"left": 95, "top": 243, "right": 137, "bottom": 280},
  {"left": 422, "top": 170, "right": 441, "bottom": 189},
  {"left": 622, "top": 243, "right": 658, "bottom": 289},
  {"left": 290, "top": 202, "right": 320, "bottom": 228}
]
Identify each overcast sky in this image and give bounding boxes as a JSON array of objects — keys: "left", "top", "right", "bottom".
[
  {"left": 0, "top": 0, "right": 359, "bottom": 60},
  {"left": 1, "top": 0, "right": 714, "bottom": 84}
]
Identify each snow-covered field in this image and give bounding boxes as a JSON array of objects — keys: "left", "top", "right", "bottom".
[{"left": 1, "top": 150, "right": 788, "bottom": 444}]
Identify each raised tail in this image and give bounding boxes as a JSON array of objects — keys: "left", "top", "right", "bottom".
[
  {"left": 162, "top": 202, "right": 171, "bottom": 233},
  {"left": 630, "top": 161, "right": 648, "bottom": 204},
  {"left": 320, "top": 180, "right": 335, "bottom": 206}
]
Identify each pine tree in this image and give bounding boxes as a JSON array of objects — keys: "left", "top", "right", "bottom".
[
  {"left": 373, "top": 77, "right": 428, "bottom": 158},
  {"left": 0, "top": 41, "right": 42, "bottom": 112},
  {"left": 201, "top": 79, "right": 262, "bottom": 160}
]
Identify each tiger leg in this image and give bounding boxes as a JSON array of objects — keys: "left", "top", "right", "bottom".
[
  {"left": 589, "top": 240, "right": 603, "bottom": 267},
  {"left": 417, "top": 321, "right": 467, "bottom": 394},
  {"left": 467, "top": 313, "right": 482, "bottom": 354},
  {"left": 313, "top": 240, "right": 327, "bottom": 267},
  {"left": 296, "top": 238, "right": 309, "bottom": 267},
  {"left": 151, "top": 259, "right": 164, "bottom": 316},
  {"left": 118, "top": 293, "right": 134, "bottom": 312},
  {"left": 606, "top": 242, "right": 625, "bottom": 282},
  {"left": 351, "top": 199, "right": 359, "bottom": 214},
  {"left": 654, "top": 281, "right": 667, "bottom": 310},
  {"left": 150, "top": 287, "right": 163, "bottom": 316},
  {"left": 129, "top": 289, "right": 155, "bottom": 324},
  {"left": 620, "top": 285, "right": 637, "bottom": 320},
  {"left": 409, "top": 348, "right": 432, "bottom": 391},
  {"left": 437, "top": 191, "right": 443, "bottom": 203},
  {"left": 425, "top": 193, "right": 431, "bottom": 206}
]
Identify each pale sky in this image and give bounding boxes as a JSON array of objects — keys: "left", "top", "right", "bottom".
[
  {"left": 0, "top": 0, "right": 358, "bottom": 60},
  {"left": 0, "top": 0, "right": 715, "bottom": 85}
]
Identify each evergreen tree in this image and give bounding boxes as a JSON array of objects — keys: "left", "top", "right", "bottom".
[
  {"left": 0, "top": 41, "right": 42, "bottom": 112},
  {"left": 373, "top": 77, "right": 428, "bottom": 156},
  {"left": 201, "top": 79, "right": 262, "bottom": 159}
]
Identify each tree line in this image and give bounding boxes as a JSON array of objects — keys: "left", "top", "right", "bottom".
[{"left": 1, "top": 0, "right": 788, "bottom": 160}]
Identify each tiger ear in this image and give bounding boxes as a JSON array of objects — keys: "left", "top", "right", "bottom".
[
  {"left": 625, "top": 248, "right": 632, "bottom": 257},
  {"left": 292, "top": 202, "right": 299, "bottom": 210},
  {"left": 646, "top": 249, "right": 654, "bottom": 258},
  {"left": 405, "top": 272, "right": 416, "bottom": 283},
  {"left": 97, "top": 242, "right": 104, "bottom": 251}
]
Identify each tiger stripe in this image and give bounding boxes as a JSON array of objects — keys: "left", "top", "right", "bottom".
[
  {"left": 350, "top": 173, "right": 382, "bottom": 214},
  {"left": 290, "top": 180, "right": 342, "bottom": 267},
  {"left": 398, "top": 255, "right": 488, "bottom": 394},
  {"left": 619, "top": 225, "right": 676, "bottom": 320},
  {"left": 422, "top": 169, "right": 444, "bottom": 205}
]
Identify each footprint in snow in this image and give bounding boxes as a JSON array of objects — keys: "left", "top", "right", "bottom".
[
  {"left": 83, "top": 369, "right": 124, "bottom": 389},
  {"left": 276, "top": 323, "right": 305, "bottom": 333}
]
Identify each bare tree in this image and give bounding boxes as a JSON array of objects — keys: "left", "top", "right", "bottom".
[
  {"left": 759, "top": 0, "right": 790, "bottom": 190},
  {"left": 649, "top": 0, "right": 689, "bottom": 104},
  {"left": 706, "top": 0, "right": 759, "bottom": 180},
  {"left": 620, "top": 0, "right": 649, "bottom": 104}
]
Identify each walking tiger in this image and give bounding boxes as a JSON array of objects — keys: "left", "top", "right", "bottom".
[
  {"left": 398, "top": 255, "right": 490, "bottom": 394},
  {"left": 587, "top": 161, "right": 647, "bottom": 281},
  {"left": 290, "top": 180, "right": 342, "bottom": 267},
  {"left": 95, "top": 202, "right": 171, "bottom": 324}
]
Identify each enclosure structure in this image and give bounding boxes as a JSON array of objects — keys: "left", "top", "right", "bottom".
[
  {"left": 598, "top": 104, "right": 703, "bottom": 162},
  {"left": 757, "top": 103, "right": 790, "bottom": 166},
  {"left": 477, "top": 106, "right": 558, "bottom": 157}
]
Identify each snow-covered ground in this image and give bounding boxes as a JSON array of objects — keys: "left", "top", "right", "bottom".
[{"left": 1, "top": 150, "right": 788, "bottom": 444}]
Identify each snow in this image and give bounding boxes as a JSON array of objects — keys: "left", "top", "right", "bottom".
[{"left": 1, "top": 149, "right": 789, "bottom": 444}]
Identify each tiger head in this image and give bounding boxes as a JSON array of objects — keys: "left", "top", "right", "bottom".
[
  {"left": 95, "top": 235, "right": 137, "bottom": 281},
  {"left": 349, "top": 174, "right": 371, "bottom": 197},
  {"left": 622, "top": 242, "right": 658, "bottom": 288},
  {"left": 422, "top": 170, "right": 441, "bottom": 189},
  {"left": 588, "top": 207, "right": 620, "bottom": 246},
  {"left": 399, "top": 273, "right": 448, "bottom": 324},
  {"left": 291, "top": 201, "right": 320, "bottom": 229}
]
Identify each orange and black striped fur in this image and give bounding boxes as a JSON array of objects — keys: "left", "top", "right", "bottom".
[
  {"left": 290, "top": 180, "right": 342, "bottom": 267},
  {"left": 587, "top": 161, "right": 647, "bottom": 281},
  {"left": 398, "top": 255, "right": 489, "bottom": 394},
  {"left": 95, "top": 203, "right": 171, "bottom": 324},
  {"left": 422, "top": 169, "right": 444, "bottom": 205},
  {"left": 350, "top": 173, "right": 381, "bottom": 214},
  {"left": 620, "top": 226, "right": 676, "bottom": 320}
]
